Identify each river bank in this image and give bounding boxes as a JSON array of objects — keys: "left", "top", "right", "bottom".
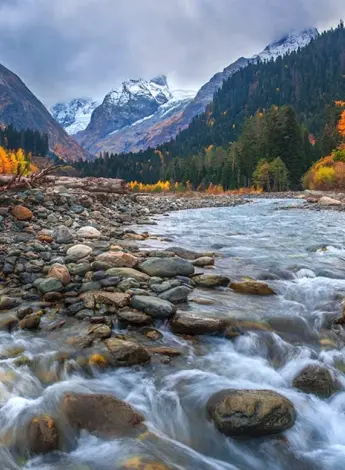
[{"left": 1, "top": 189, "right": 345, "bottom": 469}]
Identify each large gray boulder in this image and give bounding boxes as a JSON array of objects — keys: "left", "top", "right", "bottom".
[
  {"left": 159, "top": 286, "right": 192, "bottom": 304},
  {"left": 207, "top": 389, "right": 296, "bottom": 438},
  {"left": 131, "top": 295, "right": 176, "bottom": 319},
  {"left": 139, "top": 257, "right": 194, "bottom": 278}
]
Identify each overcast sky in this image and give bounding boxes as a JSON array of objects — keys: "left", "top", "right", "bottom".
[{"left": 0, "top": 0, "right": 343, "bottom": 106}]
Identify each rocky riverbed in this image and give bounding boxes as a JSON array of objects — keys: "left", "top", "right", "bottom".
[{"left": 1, "top": 189, "right": 345, "bottom": 470}]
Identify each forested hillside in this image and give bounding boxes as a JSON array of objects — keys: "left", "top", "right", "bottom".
[{"left": 77, "top": 23, "right": 345, "bottom": 190}]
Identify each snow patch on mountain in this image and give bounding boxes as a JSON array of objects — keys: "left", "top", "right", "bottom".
[
  {"left": 255, "top": 28, "right": 318, "bottom": 61},
  {"left": 51, "top": 98, "right": 99, "bottom": 135}
]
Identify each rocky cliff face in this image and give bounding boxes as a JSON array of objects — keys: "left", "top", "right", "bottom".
[{"left": 0, "top": 64, "right": 91, "bottom": 162}]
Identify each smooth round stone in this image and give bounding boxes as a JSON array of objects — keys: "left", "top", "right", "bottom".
[
  {"left": 77, "top": 226, "right": 102, "bottom": 239},
  {"left": 67, "top": 244, "right": 93, "bottom": 260}
]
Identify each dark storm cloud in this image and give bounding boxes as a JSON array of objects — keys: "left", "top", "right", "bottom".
[{"left": 0, "top": 0, "right": 343, "bottom": 105}]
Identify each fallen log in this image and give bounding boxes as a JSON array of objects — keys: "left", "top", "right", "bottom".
[{"left": 0, "top": 174, "right": 128, "bottom": 194}]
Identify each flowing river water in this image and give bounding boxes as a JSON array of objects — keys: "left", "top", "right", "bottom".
[{"left": 2, "top": 199, "right": 345, "bottom": 469}]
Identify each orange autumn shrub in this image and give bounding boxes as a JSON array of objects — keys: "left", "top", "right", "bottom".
[{"left": 0, "top": 147, "right": 37, "bottom": 175}]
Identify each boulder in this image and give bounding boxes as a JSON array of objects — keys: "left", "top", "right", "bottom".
[
  {"left": 207, "top": 389, "right": 296, "bottom": 438},
  {"left": 19, "top": 313, "right": 41, "bottom": 330},
  {"left": 131, "top": 295, "right": 176, "bottom": 319},
  {"left": 12, "top": 205, "right": 33, "bottom": 221},
  {"left": 48, "top": 263, "right": 71, "bottom": 286},
  {"left": 192, "top": 274, "right": 230, "bottom": 288},
  {"left": 96, "top": 251, "right": 138, "bottom": 268},
  {"left": 167, "top": 247, "right": 209, "bottom": 260},
  {"left": 27, "top": 415, "right": 59, "bottom": 455},
  {"left": 230, "top": 281, "right": 275, "bottom": 296},
  {"left": 77, "top": 226, "right": 102, "bottom": 239},
  {"left": 118, "top": 309, "right": 152, "bottom": 325},
  {"left": 95, "top": 291, "right": 130, "bottom": 309},
  {"left": 106, "top": 267, "right": 150, "bottom": 282},
  {"left": 0, "top": 296, "right": 21, "bottom": 310},
  {"left": 60, "top": 392, "right": 144, "bottom": 438},
  {"left": 88, "top": 323, "right": 112, "bottom": 340},
  {"left": 37, "top": 278, "right": 64, "bottom": 294},
  {"left": 67, "top": 244, "right": 93, "bottom": 260},
  {"left": 105, "top": 338, "right": 151, "bottom": 367},
  {"left": 139, "top": 257, "right": 194, "bottom": 278},
  {"left": 192, "top": 257, "right": 215, "bottom": 267},
  {"left": 319, "top": 196, "right": 342, "bottom": 206},
  {"left": 52, "top": 225, "right": 74, "bottom": 244},
  {"left": 158, "top": 286, "right": 192, "bottom": 304},
  {"left": 170, "top": 313, "right": 226, "bottom": 335},
  {"left": 292, "top": 364, "right": 340, "bottom": 398}
]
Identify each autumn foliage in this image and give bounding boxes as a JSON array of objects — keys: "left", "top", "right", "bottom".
[
  {"left": 303, "top": 100, "right": 345, "bottom": 190},
  {"left": 128, "top": 180, "right": 262, "bottom": 195},
  {"left": 0, "top": 147, "right": 37, "bottom": 175}
]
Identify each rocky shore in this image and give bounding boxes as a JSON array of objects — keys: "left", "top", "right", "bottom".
[{"left": 0, "top": 185, "right": 342, "bottom": 464}]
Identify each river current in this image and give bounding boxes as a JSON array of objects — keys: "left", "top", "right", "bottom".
[{"left": 3, "top": 199, "right": 345, "bottom": 469}]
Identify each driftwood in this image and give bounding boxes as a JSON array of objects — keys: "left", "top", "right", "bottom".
[{"left": 0, "top": 172, "right": 128, "bottom": 194}]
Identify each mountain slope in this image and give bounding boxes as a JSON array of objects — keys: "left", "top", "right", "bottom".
[
  {"left": 0, "top": 64, "right": 91, "bottom": 161},
  {"left": 181, "top": 28, "right": 318, "bottom": 125},
  {"left": 73, "top": 76, "right": 195, "bottom": 154},
  {"left": 77, "top": 23, "right": 345, "bottom": 187},
  {"left": 70, "top": 29, "right": 316, "bottom": 156}
]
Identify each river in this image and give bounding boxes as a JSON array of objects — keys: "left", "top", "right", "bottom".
[{"left": 2, "top": 199, "right": 345, "bottom": 469}]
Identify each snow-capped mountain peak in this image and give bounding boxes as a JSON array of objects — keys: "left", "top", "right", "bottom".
[
  {"left": 51, "top": 98, "right": 99, "bottom": 135},
  {"left": 104, "top": 76, "right": 172, "bottom": 108},
  {"left": 255, "top": 28, "right": 318, "bottom": 61}
]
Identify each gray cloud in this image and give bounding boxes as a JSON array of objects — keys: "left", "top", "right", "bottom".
[{"left": 0, "top": 0, "right": 343, "bottom": 106}]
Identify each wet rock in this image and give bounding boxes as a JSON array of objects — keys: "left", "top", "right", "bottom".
[
  {"left": 36, "top": 278, "right": 64, "bottom": 294},
  {"left": 12, "top": 205, "right": 33, "bottom": 221},
  {"left": 159, "top": 286, "right": 192, "bottom": 304},
  {"left": 230, "top": 281, "right": 275, "bottom": 296},
  {"left": 192, "top": 274, "right": 230, "bottom": 288},
  {"left": 106, "top": 267, "right": 150, "bottom": 282},
  {"left": 148, "top": 346, "right": 182, "bottom": 357},
  {"left": 88, "top": 323, "right": 112, "bottom": 340},
  {"left": 118, "top": 457, "right": 171, "bottom": 470},
  {"left": 67, "top": 244, "right": 93, "bottom": 260},
  {"left": 150, "top": 279, "right": 179, "bottom": 293},
  {"left": 48, "top": 263, "right": 71, "bottom": 286},
  {"left": 60, "top": 392, "right": 145, "bottom": 438},
  {"left": 75, "top": 309, "right": 95, "bottom": 320},
  {"left": 77, "top": 226, "right": 102, "bottom": 239},
  {"left": 101, "top": 276, "right": 121, "bottom": 287},
  {"left": 139, "top": 327, "right": 163, "bottom": 341},
  {"left": 16, "top": 306, "right": 33, "bottom": 320},
  {"left": 170, "top": 313, "right": 226, "bottom": 335},
  {"left": 192, "top": 257, "right": 215, "bottom": 267},
  {"left": 118, "top": 309, "right": 152, "bottom": 325},
  {"left": 0, "top": 296, "right": 21, "bottom": 310},
  {"left": 27, "top": 415, "right": 59, "bottom": 455},
  {"left": 131, "top": 295, "right": 176, "bottom": 319},
  {"left": 19, "top": 313, "right": 41, "bottom": 330},
  {"left": 96, "top": 291, "right": 130, "bottom": 309},
  {"left": 207, "top": 389, "right": 296, "bottom": 438},
  {"left": 0, "top": 314, "right": 18, "bottom": 331},
  {"left": 52, "top": 225, "right": 74, "bottom": 244},
  {"left": 105, "top": 338, "right": 151, "bottom": 367},
  {"left": 139, "top": 257, "right": 194, "bottom": 278},
  {"left": 167, "top": 247, "right": 207, "bottom": 260},
  {"left": 292, "top": 364, "right": 340, "bottom": 398},
  {"left": 96, "top": 252, "right": 138, "bottom": 268},
  {"left": 66, "top": 336, "right": 94, "bottom": 350}
]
